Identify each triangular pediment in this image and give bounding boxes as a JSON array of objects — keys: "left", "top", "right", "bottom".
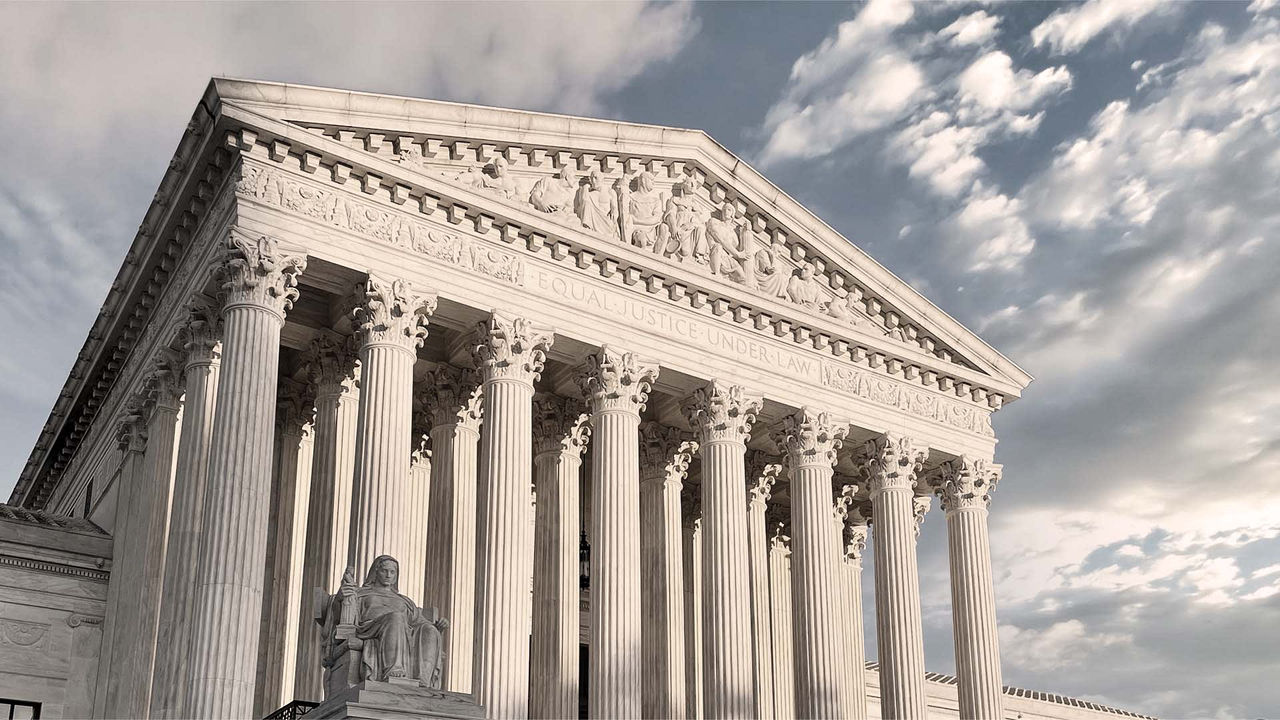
[{"left": 211, "top": 77, "right": 1032, "bottom": 399}]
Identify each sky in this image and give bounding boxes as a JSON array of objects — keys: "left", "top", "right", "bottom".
[{"left": 1, "top": 1, "right": 1277, "bottom": 717}]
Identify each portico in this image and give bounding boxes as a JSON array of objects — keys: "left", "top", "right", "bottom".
[{"left": 10, "top": 79, "right": 1030, "bottom": 720}]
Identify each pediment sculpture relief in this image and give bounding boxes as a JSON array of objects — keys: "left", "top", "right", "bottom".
[{"left": 314, "top": 555, "right": 449, "bottom": 699}]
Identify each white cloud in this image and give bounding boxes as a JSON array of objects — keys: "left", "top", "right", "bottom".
[
  {"left": 1031, "top": 0, "right": 1173, "bottom": 55},
  {"left": 957, "top": 51, "right": 1072, "bottom": 116},
  {"left": 1000, "top": 620, "right": 1130, "bottom": 672},
  {"left": 939, "top": 10, "right": 1001, "bottom": 47}
]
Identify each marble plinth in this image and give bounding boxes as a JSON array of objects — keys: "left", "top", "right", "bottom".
[{"left": 303, "top": 681, "right": 484, "bottom": 720}]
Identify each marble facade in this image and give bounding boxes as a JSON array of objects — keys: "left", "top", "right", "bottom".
[{"left": 4, "top": 78, "right": 1151, "bottom": 720}]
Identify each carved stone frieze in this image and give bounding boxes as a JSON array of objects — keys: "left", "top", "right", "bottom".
[
  {"left": 0, "top": 618, "right": 51, "bottom": 650},
  {"left": 861, "top": 434, "right": 926, "bottom": 494},
  {"left": 823, "top": 364, "right": 994, "bottom": 437},
  {"left": 472, "top": 312, "right": 554, "bottom": 384},
  {"left": 237, "top": 163, "right": 524, "bottom": 286},
  {"left": 936, "top": 456, "right": 1001, "bottom": 513},
  {"left": 638, "top": 421, "right": 696, "bottom": 484},
  {"left": 422, "top": 365, "right": 483, "bottom": 430},
  {"left": 577, "top": 346, "right": 659, "bottom": 415},
  {"left": 683, "top": 380, "right": 762, "bottom": 445},
  {"left": 218, "top": 228, "right": 307, "bottom": 316},
  {"left": 350, "top": 274, "right": 437, "bottom": 351},
  {"left": 772, "top": 408, "right": 846, "bottom": 468},
  {"left": 532, "top": 396, "right": 591, "bottom": 458}
]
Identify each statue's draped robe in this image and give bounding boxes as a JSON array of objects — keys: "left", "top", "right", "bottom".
[{"left": 353, "top": 586, "right": 443, "bottom": 685}]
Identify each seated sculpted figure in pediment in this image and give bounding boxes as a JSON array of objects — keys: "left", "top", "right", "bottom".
[{"left": 316, "top": 555, "right": 449, "bottom": 697}]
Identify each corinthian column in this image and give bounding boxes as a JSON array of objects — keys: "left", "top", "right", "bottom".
[
  {"left": 347, "top": 275, "right": 437, "bottom": 574},
  {"left": 577, "top": 347, "right": 658, "bottom": 718},
  {"left": 745, "top": 452, "right": 782, "bottom": 720},
  {"left": 421, "top": 365, "right": 483, "bottom": 693},
  {"left": 861, "top": 434, "right": 928, "bottom": 719},
  {"left": 839, "top": 487, "right": 870, "bottom": 720},
  {"left": 293, "top": 335, "right": 359, "bottom": 700},
  {"left": 773, "top": 408, "right": 846, "bottom": 719},
  {"left": 185, "top": 231, "right": 306, "bottom": 719},
  {"left": 684, "top": 381, "right": 761, "bottom": 719},
  {"left": 530, "top": 397, "right": 590, "bottom": 719},
  {"left": 680, "top": 490, "right": 704, "bottom": 720},
  {"left": 639, "top": 422, "right": 694, "bottom": 719},
  {"left": 152, "top": 299, "right": 221, "bottom": 720},
  {"left": 765, "top": 513, "right": 795, "bottom": 720},
  {"left": 937, "top": 458, "right": 1003, "bottom": 719},
  {"left": 471, "top": 313, "right": 553, "bottom": 719},
  {"left": 107, "top": 364, "right": 182, "bottom": 719}
]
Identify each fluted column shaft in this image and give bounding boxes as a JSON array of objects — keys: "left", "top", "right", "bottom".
[
  {"left": 530, "top": 398, "right": 589, "bottom": 719},
  {"left": 422, "top": 365, "right": 482, "bottom": 693},
  {"left": 766, "top": 528, "right": 795, "bottom": 720},
  {"left": 472, "top": 313, "right": 553, "bottom": 719},
  {"left": 579, "top": 347, "right": 657, "bottom": 719},
  {"left": 347, "top": 275, "right": 437, "bottom": 574},
  {"left": 840, "top": 497, "right": 870, "bottom": 720},
  {"left": 639, "top": 423, "right": 693, "bottom": 719},
  {"left": 681, "top": 504, "right": 704, "bottom": 720},
  {"left": 827, "top": 502, "right": 851, "bottom": 718},
  {"left": 865, "top": 434, "right": 928, "bottom": 719},
  {"left": 293, "top": 338, "right": 359, "bottom": 701},
  {"left": 185, "top": 231, "right": 305, "bottom": 719},
  {"left": 151, "top": 305, "right": 221, "bottom": 720},
  {"left": 774, "top": 409, "right": 846, "bottom": 719},
  {"left": 685, "top": 381, "right": 761, "bottom": 719},
  {"left": 255, "top": 391, "right": 312, "bottom": 716},
  {"left": 403, "top": 450, "right": 431, "bottom": 606},
  {"left": 940, "top": 458, "right": 1004, "bottom": 719},
  {"left": 745, "top": 457, "right": 780, "bottom": 720}
]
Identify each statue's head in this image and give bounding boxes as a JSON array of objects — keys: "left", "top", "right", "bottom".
[
  {"left": 589, "top": 170, "right": 603, "bottom": 190},
  {"left": 492, "top": 156, "right": 509, "bottom": 176},
  {"left": 558, "top": 166, "right": 577, "bottom": 186},
  {"left": 363, "top": 555, "right": 400, "bottom": 592},
  {"left": 636, "top": 171, "right": 655, "bottom": 193}
]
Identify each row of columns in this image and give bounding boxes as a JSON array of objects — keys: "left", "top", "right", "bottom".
[{"left": 108, "top": 228, "right": 1005, "bottom": 720}]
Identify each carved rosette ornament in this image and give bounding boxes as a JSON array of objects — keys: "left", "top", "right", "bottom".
[
  {"left": 937, "top": 457, "right": 1001, "bottom": 513},
  {"left": 424, "top": 365, "right": 484, "bottom": 431},
  {"left": 218, "top": 229, "right": 307, "bottom": 316},
  {"left": 577, "top": 346, "right": 659, "bottom": 414},
  {"left": 472, "top": 312, "right": 554, "bottom": 384},
  {"left": 683, "top": 380, "right": 762, "bottom": 446},
  {"left": 533, "top": 396, "right": 591, "bottom": 458},
  {"left": 772, "top": 408, "right": 847, "bottom": 468},
  {"left": 639, "top": 421, "right": 696, "bottom": 484},
  {"left": 862, "top": 433, "right": 927, "bottom": 494},
  {"left": 351, "top": 275, "right": 437, "bottom": 352},
  {"left": 177, "top": 295, "right": 222, "bottom": 371}
]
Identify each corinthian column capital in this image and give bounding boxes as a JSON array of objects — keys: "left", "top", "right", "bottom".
[
  {"left": 746, "top": 450, "right": 783, "bottom": 506},
  {"left": 218, "top": 229, "right": 307, "bottom": 316},
  {"left": 533, "top": 396, "right": 591, "bottom": 457},
  {"left": 304, "top": 334, "right": 359, "bottom": 396},
  {"left": 912, "top": 495, "right": 933, "bottom": 538},
  {"left": 148, "top": 354, "right": 185, "bottom": 413},
  {"left": 680, "top": 485, "right": 702, "bottom": 529},
  {"left": 176, "top": 295, "right": 222, "bottom": 370},
  {"left": 116, "top": 400, "right": 149, "bottom": 453},
  {"left": 351, "top": 274, "right": 437, "bottom": 352},
  {"left": 578, "top": 346, "right": 658, "bottom": 414},
  {"left": 277, "top": 378, "right": 315, "bottom": 435},
  {"left": 639, "top": 421, "right": 696, "bottom": 484},
  {"left": 861, "top": 433, "right": 926, "bottom": 494},
  {"left": 683, "top": 380, "right": 762, "bottom": 445},
  {"left": 424, "top": 365, "right": 484, "bottom": 430},
  {"left": 937, "top": 456, "right": 1001, "bottom": 513},
  {"left": 472, "top": 312, "right": 554, "bottom": 384},
  {"left": 772, "top": 408, "right": 846, "bottom": 468}
]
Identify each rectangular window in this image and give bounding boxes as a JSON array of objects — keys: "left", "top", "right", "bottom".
[{"left": 0, "top": 699, "right": 40, "bottom": 720}]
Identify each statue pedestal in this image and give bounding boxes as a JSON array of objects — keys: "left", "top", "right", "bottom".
[{"left": 302, "top": 681, "right": 484, "bottom": 720}]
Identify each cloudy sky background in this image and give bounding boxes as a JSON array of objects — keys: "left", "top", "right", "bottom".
[{"left": 2, "top": 1, "right": 1277, "bottom": 716}]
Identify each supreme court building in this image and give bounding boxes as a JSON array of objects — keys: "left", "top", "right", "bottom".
[{"left": 1, "top": 79, "right": 1153, "bottom": 720}]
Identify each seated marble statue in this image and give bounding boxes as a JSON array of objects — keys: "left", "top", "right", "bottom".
[{"left": 316, "top": 555, "right": 449, "bottom": 696}]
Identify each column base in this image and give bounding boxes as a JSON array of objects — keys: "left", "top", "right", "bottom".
[{"left": 302, "top": 681, "right": 484, "bottom": 720}]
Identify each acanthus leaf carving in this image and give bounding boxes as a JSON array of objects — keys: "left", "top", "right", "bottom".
[
  {"left": 684, "top": 380, "right": 762, "bottom": 445},
  {"left": 638, "top": 421, "right": 696, "bottom": 485},
  {"left": 912, "top": 494, "right": 932, "bottom": 538},
  {"left": 746, "top": 450, "right": 783, "bottom": 507},
  {"left": 219, "top": 228, "right": 307, "bottom": 316},
  {"left": 423, "top": 365, "right": 483, "bottom": 431},
  {"left": 772, "top": 408, "right": 846, "bottom": 468},
  {"left": 351, "top": 274, "right": 437, "bottom": 351},
  {"left": 577, "top": 346, "right": 659, "bottom": 415},
  {"left": 533, "top": 396, "right": 591, "bottom": 458},
  {"left": 305, "top": 334, "right": 360, "bottom": 397},
  {"left": 472, "top": 312, "right": 554, "bottom": 384},
  {"left": 936, "top": 456, "right": 1000, "bottom": 513},
  {"left": 860, "top": 433, "right": 927, "bottom": 495},
  {"left": 176, "top": 294, "right": 222, "bottom": 370}
]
